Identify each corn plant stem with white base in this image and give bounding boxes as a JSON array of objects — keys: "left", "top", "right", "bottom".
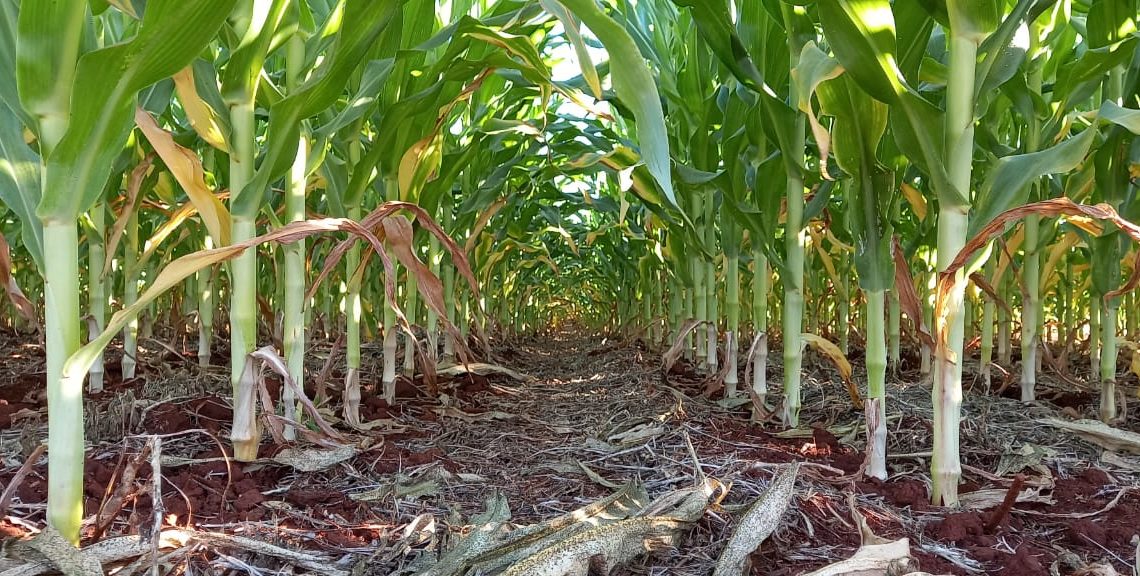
[
  {"left": 197, "top": 235, "right": 215, "bottom": 368},
  {"left": 44, "top": 221, "right": 83, "bottom": 542},
  {"left": 1098, "top": 66, "right": 1124, "bottom": 422},
  {"left": 752, "top": 248, "right": 769, "bottom": 418},
  {"left": 705, "top": 196, "right": 718, "bottom": 373},
  {"left": 1021, "top": 214, "right": 1040, "bottom": 402},
  {"left": 1090, "top": 295, "right": 1101, "bottom": 381},
  {"left": 281, "top": 35, "right": 307, "bottom": 440},
  {"left": 931, "top": 30, "right": 978, "bottom": 507},
  {"left": 441, "top": 196, "right": 457, "bottom": 363},
  {"left": 1101, "top": 303, "right": 1119, "bottom": 420},
  {"left": 724, "top": 220, "right": 740, "bottom": 397},
  {"left": 122, "top": 209, "right": 139, "bottom": 380},
  {"left": 980, "top": 258, "right": 996, "bottom": 390},
  {"left": 865, "top": 289, "right": 888, "bottom": 480},
  {"left": 1020, "top": 59, "right": 1043, "bottom": 403},
  {"left": 88, "top": 205, "right": 106, "bottom": 393},
  {"left": 344, "top": 202, "right": 365, "bottom": 420},
  {"left": 888, "top": 286, "right": 900, "bottom": 368},
  {"left": 382, "top": 177, "right": 399, "bottom": 404},
  {"left": 427, "top": 234, "right": 441, "bottom": 355},
  {"left": 779, "top": 3, "right": 807, "bottom": 428},
  {"left": 229, "top": 99, "right": 260, "bottom": 462},
  {"left": 404, "top": 272, "right": 418, "bottom": 375},
  {"left": 781, "top": 124, "right": 806, "bottom": 427}
]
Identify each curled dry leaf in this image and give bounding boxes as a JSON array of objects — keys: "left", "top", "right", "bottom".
[
  {"left": 661, "top": 318, "right": 710, "bottom": 375},
  {"left": 1039, "top": 418, "right": 1140, "bottom": 455},
  {"left": 969, "top": 272, "right": 1013, "bottom": 315},
  {"left": 101, "top": 154, "right": 153, "bottom": 277},
  {"left": 935, "top": 199, "right": 1140, "bottom": 361}
]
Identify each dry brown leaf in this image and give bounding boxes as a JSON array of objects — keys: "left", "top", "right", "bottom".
[
  {"left": 969, "top": 272, "right": 1013, "bottom": 315},
  {"left": 661, "top": 318, "right": 709, "bottom": 375},
  {"left": 936, "top": 199, "right": 1140, "bottom": 359},
  {"left": 892, "top": 237, "right": 933, "bottom": 349},
  {"left": 463, "top": 196, "right": 508, "bottom": 255},
  {"left": 101, "top": 155, "right": 153, "bottom": 277}
]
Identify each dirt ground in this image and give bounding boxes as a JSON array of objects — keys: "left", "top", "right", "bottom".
[{"left": 0, "top": 328, "right": 1139, "bottom": 575}]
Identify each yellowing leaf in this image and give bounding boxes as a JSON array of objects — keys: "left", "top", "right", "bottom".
[
  {"left": 1041, "top": 232, "right": 1081, "bottom": 290},
  {"left": 544, "top": 226, "right": 579, "bottom": 256},
  {"left": 993, "top": 227, "right": 1025, "bottom": 286},
  {"left": 1067, "top": 215, "right": 1103, "bottom": 236},
  {"left": 900, "top": 182, "right": 927, "bottom": 221},
  {"left": 398, "top": 134, "right": 443, "bottom": 202},
  {"left": 464, "top": 197, "right": 507, "bottom": 255},
  {"left": 134, "top": 108, "right": 231, "bottom": 247},
  {"left": 172, "top": 67, "right": 228, "bottom": 152}
]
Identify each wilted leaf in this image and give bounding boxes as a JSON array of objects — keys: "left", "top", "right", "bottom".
[
  {"left": 1040, "top": 418, "right": 1140, "bottom": 454},
  {"left": 102, "top": 156, "right": 153, "bottom": 277},
  {"left": 272, "top": 445, "right": 358, "bottom": 472},
  {"left": 935, "top": 199, "right": 1140, "bottom": 359},
  {"left": 801, "top": 333, "right": 861, "bottom": 404},
  {"left": 135, "top": 108, "right": 231, "bottom": 247}
]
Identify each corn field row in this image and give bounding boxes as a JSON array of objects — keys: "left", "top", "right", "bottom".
[{"left": 0, "top": 0, "right": 1138, "bottom": 550}]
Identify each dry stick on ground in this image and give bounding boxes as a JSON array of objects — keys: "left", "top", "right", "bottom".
[
  {"left": 95, "top": 443, "right": 153, "bottom": 540},
  {"left": 0, "top": 444, "right": 45, "bottom": 517},
  {"left": 984, "top": 473, "right": 1024, "bottom": 533},
  {"left": 147, "top": 436, "right": 163, "bottom": 576}
]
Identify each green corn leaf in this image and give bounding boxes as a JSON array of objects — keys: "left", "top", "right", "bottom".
[
  {"left": 15, "top": 0, "right": 86, "bottom": 148},
  {"left": 1099, "top": 100, "right": 1140, "bottom": 133},
  {"left": 1054, "top": 35, "right": 1139, "bottom": 112},
  {"left": 0, "top": 104, "right": 43, "bottom": 268},
  {"left": 970, "top": 126, "right": 1098, "bottom": 235},
  {"left": 316, "top": 58, "right": 395, "bottom": 137},
  {"left": 973, "top": 0, "right": 1035, "bottom": 104},
  {"left": 0, "top": 0, "right": 32, "bottom": 128},
  {"left": 232, "top": 0, "right": 405, "bottom": 217},
  {"left": 558, "top": 0, "right": 675, "bottom": 210},
  {"left": 817, "top": 75, "right": 888, "bottom": 180},
  {"left": 540, "top": 0, "right": 602, "bottom": 99},
  {"left": 818, "top": 0, "right": 907, "bottom": 105},
  {"left": 947, "top": 0, "right": 1003, "bottom": 43},
  {"left": 670, "top": 0, "right": 768, "bottom": 94},
  {"left": 894, "top": 0, "right": 935, "bottom": 83},
  {"left": 1086, "top": 0, "right": 1138, "bottom": 49},
  {"left": 219, "top": 0, "right": 291, "bottom": 104},
  {"left": 37, "top": 0, "right": 237, "bottom": 222}
]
